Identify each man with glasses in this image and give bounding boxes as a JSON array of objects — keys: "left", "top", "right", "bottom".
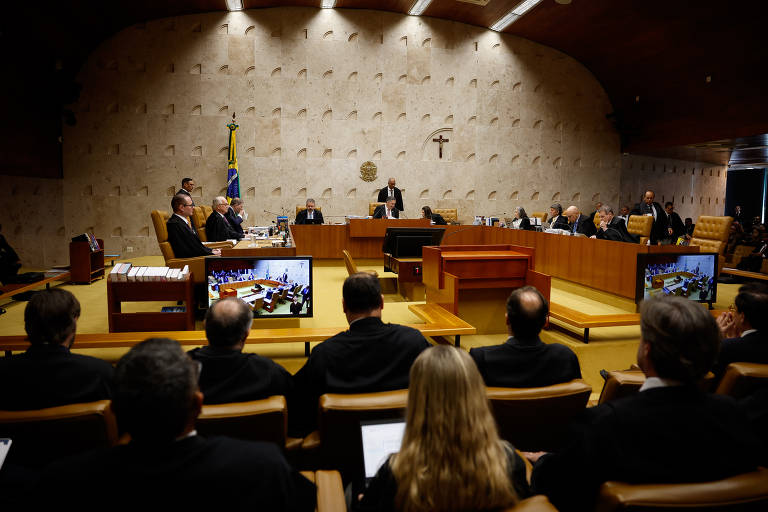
[{"left": 167, "top": 194, "right": 221, "bottom": 257}]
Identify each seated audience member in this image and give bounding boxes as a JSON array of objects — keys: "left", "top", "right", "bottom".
[
  {"left": 0, "top": 289, "right": 113, "bottom": 410},
  {"left": 225, "top": 197, "right": 245, "bottom": 236},
  {"left": 206, "top": 196, "right": 243, "bottom": 242},
  {"left": 469, "top": 286, "right": 581, "bottom": 387},
  {"left": 34, "top": 338, "right": 315, "bottom": 509},
  {"left": 592, "top": 205, "right": 636, "bottom": 243},
  {"left": 684, "top": 216, "right": 695, "bottom": 237},
  {"left": 354, "top": 346, "right": 529, "bottom": 512},
  {"left": 166, "top": 194, "right": 221, "bottom": 258},
  {"left": 188, "top": 298, "right": 293, "bottom": 404},
  {"left": 373, "top": 197, "right": 399, "bottom": 219},
  {"left": 295, "top": 198, "right": 324, "bottom": 225},
  {"left": 564, "top": 205, "right": 597, "bottom": 237},
  {"left": 291, "top": 272, "right": 430, "bottom": 435},
  {"left": 510, "top": 206, "right": 531, "bottom": 230},
  {"left": 546, "top": 203, "right": 569, "bottom": 230},
  {"left": 714, "top": 283, "right": 768, "bottom": 377},
  {"left": 736, "top": 232, "right": 768, "bottom": 272},
  {"left": 530, "top": 296, "right": 762, "bottom": 512},
  {"left": 421, "top": 206, "right": 446, "bottom": 225}
]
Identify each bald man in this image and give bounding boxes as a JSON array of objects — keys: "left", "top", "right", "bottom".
[
  {"left": 469, "top": 286, "right": 581, "bottom": 387},
  {"left": 377, "top": 177, "right": 404, "bottom": 212},
  {"left": 564, "top": 205, "right": 597, "bottom": 237}
]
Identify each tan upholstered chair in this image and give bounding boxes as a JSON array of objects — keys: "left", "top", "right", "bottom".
[
  {"left": 300, "top": 470, "right": 347, "bottom": 512},
  {"left": 597, "top": 369, "right": 646, "bottom": 404},
  {"left": 191, "top": 205, "right": 213, "bottom": 242},
  {"left": 486, "top": 379, "right": 592, "bottom": 452},
  {"left": 433, "top": 208, "right": 458, "bottom": 224},
  {"left": 530, "top": 212, "right": 548, "bottom": 225},
  {"left": 342, "top": 249, "right": 378, "bottom": 277},
  {"left": 690, "top": 215, "right": 734, "bottom": 273},
  {"left": 595, "top": 467, "right": 768, "bottom": 511},
  {"left": 501, "top": 495, "right": 559, "bottom": 512},
  {"left": 196, "top": 395, "right": 301, "bottom": 451},
  {"left": 369, "top": 202, "right": 385, "bottom": 216},
  {"left": 295, "top": 205, "right": 322, "bottom": 217},
  {"left": 301, "top": 389, "right": 408, "bottom": 487},
  {"left": 715, "top": 362, "right": 768, "bottom": 399},
  {"left": 0, "top": 400, "right": 118, "bottom": 469},
  {"left": 627, "top": 215, "right": 653, "bottom": 245},
  {"left": 151, "top": 210, "right": 231, "bottom": 283},
  {"left": 729, "top": 244, "right": 757, "bottom": 266}
]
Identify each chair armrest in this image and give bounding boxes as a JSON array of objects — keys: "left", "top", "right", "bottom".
[
  {"left": 316, "top": 470, "right": 346, "bottom": 512},
  {"left": 203, "top": 241, "right": 235, "bottom": 249}
]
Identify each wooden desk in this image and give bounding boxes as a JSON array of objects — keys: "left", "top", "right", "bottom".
[
  {"left": 348, "top": 218, "right": 430, "bottom": 237},
  {"left": 107, "top": 274, "right": 195, "bottom": 332},
  {"left": 383, "top": 254, "right": 424, "bottom": 300},
  {"left": 221, "top": 239, "right": 296, "bottom": 257}
]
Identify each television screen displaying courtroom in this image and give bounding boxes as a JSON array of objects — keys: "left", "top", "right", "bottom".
[
  {"left": 205, "top": 256, "right": 313, "bottom": 318},
  {"left": 636, "top": 253, "right": 717, "bottom": 303}
]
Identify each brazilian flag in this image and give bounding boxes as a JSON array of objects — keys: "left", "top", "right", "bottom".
[{"left": 226, "top": 119, "right": 240, "bottom": 203}]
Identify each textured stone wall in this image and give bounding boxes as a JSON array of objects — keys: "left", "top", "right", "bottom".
[{"left": 619, "top": 155, "right": 727, "bottom": 221}]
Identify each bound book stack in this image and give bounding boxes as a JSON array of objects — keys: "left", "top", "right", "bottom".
[{"left": 109, "top": 264, "right": 190, "bottom": 281}]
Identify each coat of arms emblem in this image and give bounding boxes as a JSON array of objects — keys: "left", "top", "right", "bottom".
[{"left": 359, "top": 161, "right": 377, "bottom": 182}]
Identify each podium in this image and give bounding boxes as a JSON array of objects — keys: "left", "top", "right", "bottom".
[{"left": 422, "top": 244, "right": 550, "bottom": 334}]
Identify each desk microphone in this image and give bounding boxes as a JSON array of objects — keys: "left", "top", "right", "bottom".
[
  {"left": 441, "top": 225, "right": 477, "bottom": 242},
  {"left": 263, "top": 209, "right": 283, "bottom": 216}
]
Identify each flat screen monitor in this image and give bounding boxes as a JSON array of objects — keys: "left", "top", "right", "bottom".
[
  {"left": 205, "top": 256, "right": 313, "bottom": 318},
  {"left": 635, "top": 252, "right": 717, "bottom": 304},
  {"left": 382, "top": 227, "right": 446, "bottom": 258}
]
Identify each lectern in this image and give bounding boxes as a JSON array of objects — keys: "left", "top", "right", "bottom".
[{"left": 422, "top": 244, "right": 550, "bottom": 334}]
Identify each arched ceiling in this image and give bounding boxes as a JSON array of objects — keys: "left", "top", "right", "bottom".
[{"left": 1, "top": 0, "right": 766, "bottom": 176}]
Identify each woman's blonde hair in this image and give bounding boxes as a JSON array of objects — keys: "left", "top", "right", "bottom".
[{"left": 391, "top": 346, "right": 517, "bottom": 512}]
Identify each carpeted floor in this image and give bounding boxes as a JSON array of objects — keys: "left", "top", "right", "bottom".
[{"left": 0, "top": 256, "right": 739, "bottom": 396}]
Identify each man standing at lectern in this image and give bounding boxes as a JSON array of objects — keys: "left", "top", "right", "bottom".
[
  {"left": 377, "top": 177, "right": 404, "bottom": 212},
  {"left": 167, "top": 194, "right": 221, "bottom": 258},
  {"left": 373, "top": 197, "right": 399, "bottom": 219}
]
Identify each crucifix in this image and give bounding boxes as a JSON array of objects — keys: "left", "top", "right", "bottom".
[{"left": 432, "top": 134, "right": 449, "bottom": 159}]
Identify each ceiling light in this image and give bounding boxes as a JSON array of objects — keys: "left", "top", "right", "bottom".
[
  {"left": 321, "top": 0, "right": 336, "bottom": 7},
  {"left": 490, "top": 0, "right": 543, "bottom": 31},
  {"left": 409, "top": 0, "right": 433, "bottom": 16},
  {"left": 225, "top": 0, "right": 243, "bottom": 11}
]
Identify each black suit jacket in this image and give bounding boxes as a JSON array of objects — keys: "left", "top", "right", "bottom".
[
  {"left": 377, "top": 187, "right": 404, "bottom": 211},
  {"left": 225, "top": 207, "right": 244, "bottom": 235},
  {"left": 713, "top": 330, "right": 768, "bottom": 378},
  {"left": 531, "top": 386, "right": 762, "bottom": 512},
  {"left": 663, "top": 211, "right": 686, "bottom": 239},
  {"left": 469, "top": 336, "right": 581, "bottom": 388},
  {"left": 205, "top": 211, "right": 241, "bottom": 242},
  {"left": 188, "top": 346, "right": 294, "bottom": 405},
  {"left": 570, "top": 214, "right": 597, "bottom": 237},
  {"left": 295, "top": 209, "right": 324, "bottom": 225},
  {"left": 290, "top": 317, "right": 430, "bottom": 436},
  {"left": 35, "top": 436, "right": 316, "bottom": 510},
  {"left": 166, "top": 214, "right": 212, "bottom": 258},
  {"left": 596, "top": 217, "right": 636, "bottom": 243},
  {"left": 372, "top": 205, "right": 399, "bottom": 219},
  {"left": 0, "top": 344, "right": 113, "bottom": 410},
  {"left": 430, "top": 213, "right": 447, "bottom": 225},
  {"left": 639, "top": 201, "right": 667, "bottom": 243},
  {"left": 548, "top": 215, "right": 569, "bottom": 230}
]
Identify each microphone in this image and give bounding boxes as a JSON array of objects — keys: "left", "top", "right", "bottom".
[
  {"left": 263, "top": 209, "right": 283, "bottom": 216},
  {"left": 441, "top": 225, "right": 477, "bottom": 242}
]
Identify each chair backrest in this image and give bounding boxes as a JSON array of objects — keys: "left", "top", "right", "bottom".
[
  {"left": 596, "top": 467, "right": 768, "bottom": 511},
  {"left": 295, "top": 205, "right": 323, "bottom": 216},
  {"left": 192, "top": 206, "right": 213, "bottom": 242},
  {"left": 486, "top": 379, "right": 592, "bottom": 452},
  {"left": 501, "top": 495, "right": 559, "bottom": 512},
  {"left": 317, "top": 390, "right": 408, "bottom": 487},
  {"left": 151, "top": 209, "right": 175, "bottom": 262},
  {"left": 369, "top": 202, "right": 385, "bottom": 216},
  {"left": 715, "top": 362, "right": 768, "bottom": 399},
  {"left": 627, "top": 215, "right": 653, "bottom": 245},
  {"left": 342, "top": 249, "right": 358, "bottom": 275},
  {"left": 594, "top": 212, "right": 602, "bottom": 229},
  {"left": 691, "top": 216, "right": 734, "bottom": 255},
  {"left": 0, "top": 400, "right": 118, "bottom": 469},
  {"left": 598, "top": 370, "right": 646, "bottom": 404},
  {"left": 530, "top": 212, "right": 548, "bottom": 225},
  {"left": 196, "top": 395, "right": 287, "bottom": 448},
  {"left": 433, "top": 208, "right": 458, "bottom": 224}
]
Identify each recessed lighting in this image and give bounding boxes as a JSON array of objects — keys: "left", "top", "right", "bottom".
[
  {"left": 490, "top": 0, "right": 543, "bottom": 31},
  {"left": 225, "top": 0, "right": 243, "bottom": 11},
  {"left": 409, "top": 0, "right": 433, "bottom": 16},
  {"left": 321, "top": 0, "right": 336, "bottom": 8}
]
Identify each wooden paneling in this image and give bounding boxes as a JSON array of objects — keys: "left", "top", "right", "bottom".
[{"left": 348, "top": 219, "right": 430, "bottom": 238}]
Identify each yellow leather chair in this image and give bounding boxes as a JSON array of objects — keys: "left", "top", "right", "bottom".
[
  {"left": 369, "top": 202, "right": 385, "bottom": 216},
  {"left": 715, "top": 362, "right": 768, "bottom": 399},
  {"left": 596, "top": 467, "right": 768, "bottom": 511},
  {"left": 530, "top": 211, "right": 548, "bottom": 226},
  {"left": 690, "top": 215, "right": 734, "bottom": 274},
  {"left": 627, "top": 215, "right": 653, "bottom": 245},
  {"left": 598, "top": 369, "right": 716, "bottom": 404},
  {"left": 342, "top": 249, "right": 377, "bottom": 277},
  {"left": 191, "top": 205, "right": 214, "bottom": 242},
  {"left": 433, "top": 208, "right": 458, "bottom": 224},
  {"left": 150, "top": 210, "right": 232, "bottom": 283},
  {"left": 486, "top": 379, "right": 592, "bottom": 452},
  {"left": 295, "top": 205, "right": 322, "bottom": 217},
  {"left": 729, "top": 244, "right": 757, "bottom": 267},
  {"left": 0, "top": 400, "right": 118, "bottom": 469}
]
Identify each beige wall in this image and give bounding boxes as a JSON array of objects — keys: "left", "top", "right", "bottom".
[{"left": 0, "top": 7, "right": 726, "bottom": 267}]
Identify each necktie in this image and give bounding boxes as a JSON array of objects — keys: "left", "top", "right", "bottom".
[{"left": 573, "top": 218, "right": 578, "bottom": 233}]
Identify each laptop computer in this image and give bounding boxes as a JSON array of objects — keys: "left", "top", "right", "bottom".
[{"left": 360, "top": 418, "right": 406, "bottom": 481}]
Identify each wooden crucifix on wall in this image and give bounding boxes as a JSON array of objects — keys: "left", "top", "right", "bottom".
[{"left": 433, "top": 134, "right": 449, "bottom": 159}]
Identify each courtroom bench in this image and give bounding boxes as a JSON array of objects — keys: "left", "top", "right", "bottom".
[{"left": 548, "top": 303, "right": 640, "bottom": 343}]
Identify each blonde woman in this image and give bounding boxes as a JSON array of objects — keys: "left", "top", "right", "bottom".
[{"left": 354, "top": 345, "right": 529, "bottom": 512}]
